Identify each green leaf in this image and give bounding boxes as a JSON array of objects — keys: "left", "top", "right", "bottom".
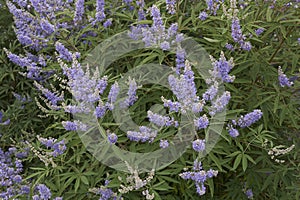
[
  {"left": 74, "top": 178, "right": 80, "bottom": 193},
  {"left": 245, "top": 154, "right": 256, "bottom": 164},
  {"left": 80, "top": 176, "right": 89, "bottom": 185},
  {"left": 160, "top": 176, "right": 180, "bottom": 184},
  {"left": 253, "top": 95, "right": 274, "bottom": 107},
  {"left": 266, "top": 7, "right": 273, "bottom": 22},
  {"left": 209, "top": 153, "right": 222, "bottom": 171},
  {"left": 227, "top": 151, "right": 242, "bottom": 158},
  {"left": 203, "top": 37, "right": 221, "bottom": 43},
  {"left": 207, "top": 178, "right": 214, "bottom": 197},
  {"left": 233, "top": 153, "right": 242, "bottom": 171},
  {"left": 242, "top": 154, "right": 248, "bottom": 172}
]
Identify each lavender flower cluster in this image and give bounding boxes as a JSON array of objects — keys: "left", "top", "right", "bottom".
[
  {"left": 38, "top": 137, "right": 67, "bottom": 157},
  {"left": 129, "top": 4, "right": 183, "bottom": 47},
  {"left": 5, "top": 0, "right": 109, "bottom": 81},
  {"left": 0, "top": 147, "right": 29, "bottom": 199},
  {"left": 89, "top": 180, "right": 121, "bottom": 200},
  {"left": 179, "top": 160, "right": 218, "bottom": 196},
  {"left": 230, "top": 17, "right": 252, "bottom": 51},
  {"left": 192, "top": 139, "right": 206, "bottom": 152},
  {"left": 227, "top": 109, "right": 263, "bottom": 138},
  {"left": 119, "top": 78, "right": 139, "bottom": 108},
  {"left": 127, "top": 126, "right": 158, "bottom": 143},
  {"left": 163, "top": 61, "right": 204, "bottom": 114},
  {"left": 6, "top": 0, "right": 73, "bottom": 51},
  {"left": 4, "top": 48, "right": 48, "bottom": 80},
  {"left": 0, "top": 145, "right": 62, "bottom": 199},
  {"left": 147, "top": 110, "right": 178, "bottom": 127},
  {"left": 198, "top": 0, "right": 224, "bottom": 21},
  {"left": 278, "top": 66, "right": 294, "bottom": 87},
  {"left": 33, "top": 184, "right": 62, "bottom": 200},
  {"left": 166, "top": 0, "right": 176, "bottom": 14},
  {"left": 222, "top": 0, "right": 253, "bottom": 51}
]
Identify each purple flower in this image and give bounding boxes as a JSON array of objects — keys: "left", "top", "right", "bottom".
[
  {"left": 168, "top": 72, "right": 198, "bottom": 108},
  {"left": 168, "top": 23, "right": 178, "bottom": 37},
  {"left": 62, "top": 120, "right": 87, "bottom": 131},
  {"left": 147, "top": 111, "right": 178, "bottom": 127},
  {"left": 4, "top": 48, "right": 36, "bottom": 68},
  {"left": 52, "top": 140, "right": 67, "bottom": 157},
  {"left": 39, "top": 137, "right": 67, "bottom": 157},
  {"left": 231, "top": 17, "right": 252, "bottom": 51},
  {"left": 205, "top": 0, "right": 222, "bottom": 15},
  {"left": 55, "top": 42, "right": 73, "bottom": 62},
  {"left": 278, "top": 66, "right": 293, "bottom": 87},
  {"left": 32, "top": 195, "right": 39, "bottom": 200},
  {"left": 95, "top": 104, "right": 107, "bottom": 118},
  {"left": 198, "top": 11, "right": 208, "bottom": 21},
  {"left": 210, "top": 91, "right": 231, "bottom": 116},
  {"left": 108, "top": 133, "right": 118, "bottom": 144},
  {"left": 206, "top": 169, "right": 216, "bottom": 178},
  {"left": 13, "top": 175, "right": 22, "bottom": 183},
  {"left": 237, "top": 109, "right": 263, "bottom": 128},
  {"left": 159, "top": 140, "right": 169, "bottom": 148},
  {"left": 103, "top": 18, "right": 112, "bottom": 28},
  {"left": 160, "top": 41, "right": 170, "bottom": 50},
  {"left": 211, "top": 52, "right": 235, "bottom": 83},
  {"left": 228, "top": 127, "right": 239, "bottom": 137},
  {"left": 196, "top": 183, "right": 206, "bottom": 195},
  {"left": 225, "top": 43, "right": 234, "bottom": 51},
  {"left": 193, "top": 159, "right": 202, "bottom": 171},
  {"left": 21, "top": 185, "right": 30, "bottom": 194},
  {"left": 161, "top": 97, "right": 181, "bottom": 112},
  {"left": 137, "top": 8, "right": 146, "bottom": 21},
  {"left": 40, "top": 19, "right": 55, "bottom": 34},
  {"left": 106, "top": 82, "right": 120, "bottom": 110},
  {"left": 96, "top": 186, "right": 115, "bottom": 199},
  {"left": 166, "top": 0, "right": 176, "bottom": 14},
  {"left": 0, "top": 111, "right": 10, "bottom": 125},
  {"left": 245, "top": 189, "right": 254, "bottom": 199},
  {"left": 192, "top": 139, "right": 205, "bottom": 152},
  {"left": 255, "top": 28, "right": 264, "bottom": 36},
  {"left": 202, "top": 83, "right": 218, "bottom": 101},
  {"left": 191, "top": 101, "right": 205, "bottom": 113},
  {"left": 39, "top": 137, "right": 56, "bottom": 148},
  {"left": 74, "top": 0, "right": 85, "bottom": 24},
  {"left": 97, "top": 76, "right": 108, "bottom": 94},
  {"left": 127, "top": 126, "right": 157, "bottom": 143},
  {"left": 194, "top": 115, "right": 209, "bottom": 129},
  {"left": 231, "top": 17, "right": 245, "bottom": 43},
  {"left": 36, "top": 184, "right": 51, "bottom": 200},
  {"left": 241, "top": 41, "right": 252, "bottom": 51},
  {"left": 175, "top": 48, "right": 186, "bottom": 74},
  {"left": 34, "top": 82, "right": 63, "bottom": 106},
  {"left": 179, "top": 159, "right": 218, "bottom": 196},
  {"left": 120, "top": 78, "right": 138, "bottom": 108},
  {"left": 96, "top": 0, "right": 106, "bottom": 22},
  {"left": 150, "top": 5, "right": 163, "bottom": 30}
]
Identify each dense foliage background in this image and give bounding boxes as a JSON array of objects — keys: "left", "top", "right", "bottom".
[{"left": 0, "top": 0, "right": 299, "bottom": 199}]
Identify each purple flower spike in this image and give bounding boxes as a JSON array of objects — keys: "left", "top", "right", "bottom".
[
  {"left": 192, "top": 139, "right": 205, "bottom": 152},
  {"left": 278, "top": 66, "right": 293, "bottom": 87},
  {"left": 159, "top": 140, "right": 169, "bottom": 148},
  {"left": 108, "top": 133, "right": 118, "bottom": 144},
  {"left": 237, "top": 109, "right": 263, "bottom": 128}
]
